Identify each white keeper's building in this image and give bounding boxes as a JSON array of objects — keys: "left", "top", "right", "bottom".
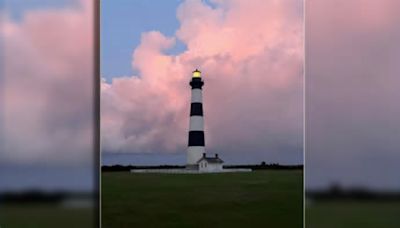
[{"left": 197, "top": 153, "right": 224, "bottom": 172}]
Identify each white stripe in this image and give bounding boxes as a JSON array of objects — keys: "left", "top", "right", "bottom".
[
  {"left": 189, "top": 116, "right": 204, "bottom": 131},
  {"left": 187, "top": 146, "right": 205, "bottom": 165},
  {"left": 191, "top": 89, "right": 202, "bottom": 103}
]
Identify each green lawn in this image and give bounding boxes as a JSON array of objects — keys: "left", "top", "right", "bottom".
[
  {"left": 306, "top": 200, "right": 400, "bottom": 228},
  {"left": 0, "top": 204, "right": 95, "bottom": 228},
  {"left": 102, "top": 170, "right": 303, "bottom": 228}
]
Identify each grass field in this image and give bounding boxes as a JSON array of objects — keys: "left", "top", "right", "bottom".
[
  {"left": 306, "top": 200, "right": 400, "bottom": 228},
  {"left": 102, "top": 170, "right": 303, "bottom": 228},
  {"left": 0, "top": 204, "right": 95, "bottom": 228}
]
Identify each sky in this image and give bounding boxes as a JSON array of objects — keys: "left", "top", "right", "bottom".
[
  {"left": 101, "top": 0, "right": 186, "bottom": 80},
  {"left": 0, "top": 0, "right": 95, "bottom": 191},
  {"left": 2, "top": 0, "right": 398, "bottom": 192},
  {"left": 0, "top": 0, "right": 76, "bottom": 19},
  {"left": 101, "top": 0, "right": 304, "bottom": 165},
  {"left": 306, "top": 0, "right": 400, "bottom": 191}
]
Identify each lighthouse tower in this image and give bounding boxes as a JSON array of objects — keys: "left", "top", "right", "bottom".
[{"left": 187, "top": 69, "right": 205, "bottom": 168}]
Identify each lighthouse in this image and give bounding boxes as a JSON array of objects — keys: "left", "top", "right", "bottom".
[{"left": 187, "top": 69, "right": 206, "bottom": 168}]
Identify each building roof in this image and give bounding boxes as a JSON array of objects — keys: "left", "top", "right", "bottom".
[{"left": 197, "top": 157, "right": 224, "bottom": 164}]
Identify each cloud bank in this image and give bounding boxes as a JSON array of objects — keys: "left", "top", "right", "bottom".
[
  {"left": 102, "top": 0, "right": 303, "bottom": 164},
  {"left": 1, "top": 0, "right": 94, "bottom": 165},
  {"left": 306, "top": 0, "right": 400, "bottom": 190}
]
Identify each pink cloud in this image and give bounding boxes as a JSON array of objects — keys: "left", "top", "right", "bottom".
[
  {"left": 306, "top": 0, "right": 400, "bottom": 189},
  {"left": 102, "top": 0, "right": 303, "bottom": 164},
  {"left": 1, "top": 0, "right": 94, "bottom": 164}
]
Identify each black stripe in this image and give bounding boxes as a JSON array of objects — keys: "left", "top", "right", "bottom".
[
  {"left": 188, "top": 131, "right": 205, "bottom": 146},
  {"left": 190, "top": 103, "right": 203, "bottom": 116},
  {"left": 190, "top": 78, "right": 204, "bottom": 89}
]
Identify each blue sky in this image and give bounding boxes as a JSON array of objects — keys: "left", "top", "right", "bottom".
[
  {"left": 1, "top": 0, "right": 77, "bottom": 20},
  {"left": 3, "top": 0, "right": 196, "bottom": 82},
  {"left": 3, "top": 0, "right": 185, "bottom": 81},
  {"left": 101, "top": 0, "right": 187, "bottom": 82}
]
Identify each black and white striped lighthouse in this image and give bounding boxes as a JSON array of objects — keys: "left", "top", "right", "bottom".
[{"left": 187, "top": 69, "right": 205, "bottom": 167}]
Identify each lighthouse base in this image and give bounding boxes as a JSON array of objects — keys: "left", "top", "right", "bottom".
[{"left": 187, "top": 146, "right": 205, "bottom": 165}]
